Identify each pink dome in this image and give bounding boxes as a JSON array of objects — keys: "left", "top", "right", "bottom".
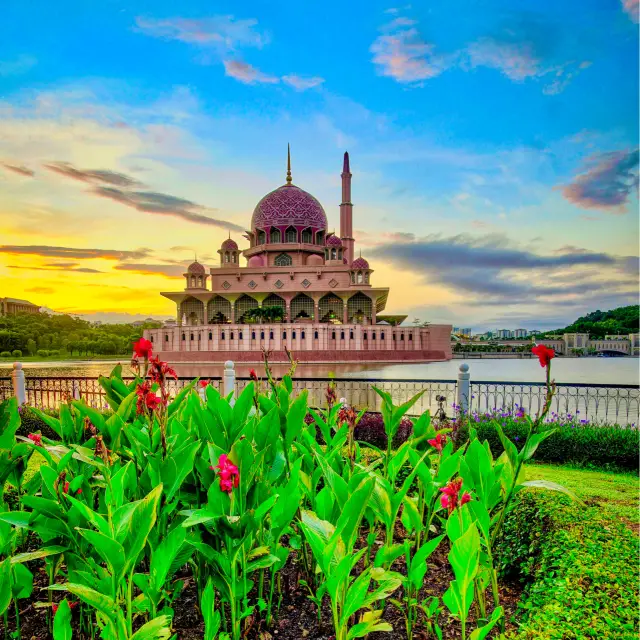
[
  {"left": 352, "top": 257, "right": 369, "bottom": 269},
  {"left": 306, "top": 254, "right": 323, "bottom": 266},
  {"left": 326, "top": 234, "right": 342, "bottom": 246},
  {"left": 247, "top": 255, "right": 264, "bottom": 267},
  {"left": 187, "top": 261, "right": 205, "bottom": 274},
  {"left": 222, "top": 238, "right": 238, "bottom": 250},
  {"left": 252, "top": 184, "right": 327, "bottom": 231}
]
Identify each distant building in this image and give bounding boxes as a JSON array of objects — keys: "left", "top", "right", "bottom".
[
  {"left": 452, "top": 327, "right": 460, "bottom": 334},
  {"left": 0, "top": 297, "right": 40, "bottom": 316},
  {"left": 529, "top": 330, "right": 541, "bottom": 336},
  {"left": 513, "top": 329, "right": 528, "bottom": 338},
  {"left": 496, "top": 329, "right": 513, "bottom": 339},
  {"left": 461, "top": 327, "right": 472, "bottom": 336},
  {"left": 536, "top": 332, "right": 639, "bottom": 356}
]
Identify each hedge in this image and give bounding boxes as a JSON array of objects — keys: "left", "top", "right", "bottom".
[
  {"left": 497, "top": 491, "right": 639, "bottom": 639},
  {"left": 454, "top": 416, "right": 639, "bottom": 471}
]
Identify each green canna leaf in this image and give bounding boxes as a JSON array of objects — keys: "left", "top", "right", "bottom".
[
  {"left": 64, "top": 494, "right": 111, "bottom": 536},
  {"left": 521, "top": 429, "right": 556, "bottom": 461},
  {"left": 201, "top": 578, "right": 221, "bottom": 640},
  {"left": 517, "top": 479, "right": 583, "bottom": 503},
  {"left": 53, "top": 599, "right": 72, "bottom": 640},
  {"left": 494, "top": 422, "right": 519, "bottom": 472},
  {"left": 77, "top": 529, "right": 126, "bottom": 582},
  {"left": 129, "top": 615, "right": 172, "bottom": 640},
  {"left": 10, "top": 545, "right": 67, "bottom": 564},
  {"left": 161, "top": 440, "right": 200, "bottom": 501},
  {"left": 469, "top": 606, "right": 504, "bottom": 639},
  {"left": 122, "top": 484, "right": 163, "bottom": 575},
  {"left": 409, "top": 534, "right": 445, "bottom": 589}
]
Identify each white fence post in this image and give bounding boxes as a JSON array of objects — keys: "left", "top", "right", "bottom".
[
  {"left": 223, "top": 360, "right": 236, "bottom": 398},
  {"left": 12, "top": 362, "right": 26, "bottom": 405},
  {"left": 457, "top": 363, "right": 470, "bottom": 414}
]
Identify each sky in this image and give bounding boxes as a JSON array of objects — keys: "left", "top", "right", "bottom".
[{"left": 0, "top": 0, "right": 638, "bottom": 331}]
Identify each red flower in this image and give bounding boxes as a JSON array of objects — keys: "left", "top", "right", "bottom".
[
  {"left": 532, "top": 344, "right": 555, "bottom": 368},
  {"left": 63, "top": 481, "right": 70, "bottom": 494},
  {"left": 214, "top": 454, "right": 240, "bottom": 494},
  {"left": 135, "top": 382, "right": 162, "bottom": 415},
  {"left": 439, "top": 478, "right": 472, "bottom": 514},
  {"left": 249, "top": 368, "right": 258, "bottom": 382},
  {"left": 52, "top": 603, "right": 58, "bottom": 615},
  {"left": 427, "top": 433, "right": 448, "bottom": 453},
  {"left": 148, "top": 356, "right": 178, "bottom": 384},
  {"left": 337, "top": 406, "right": 358, "bottom": 429},
  {"left": 133, "top": 338, "right": 153, "bottom": 360},
  {"left": 76, "top": 488, "right": 82, "bottom": 495},
  {"left": 199, "top": 379, "right": 209, "bottom": 388},
  {"left": 27, "top": 433, "right": 42, "bottom": 447},
  {"left": 325, "top": 384, "right": 337, "bottom": 407}
]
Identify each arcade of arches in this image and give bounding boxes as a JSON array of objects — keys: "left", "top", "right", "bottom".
[{"left": 178, "top": 291, "right": 376, "bottom": 326}]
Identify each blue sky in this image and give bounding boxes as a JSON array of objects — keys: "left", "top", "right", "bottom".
[{"left": 0, "top": 0, "right": 638, "bottom": 330}]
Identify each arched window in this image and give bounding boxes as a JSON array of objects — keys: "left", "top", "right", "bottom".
[
  {"left": 292, "top": 331, "right": 297, "bottom": 339},
  {"left": 364, "top": 272, "right": 369, "bottom": 283},
  {"left": 340, "top": 331, "right": 345, "bottom": 340},
  {"left": 224, "top": 252, "right": 229, "bottom": 263},
  {"left": 364, "top": 332, "right": 368, "bottom": 340},
  {"left": 230, "top": 332, "right": 234, "bottom": 340},
  {"left": 275, "top": 253, "right": 292, "bottom": 267},
  {"left": 283, "top": 331, "right": 287, "bottom": 339},
  {"left": 239, "top": 331, "right": 243, "bottom": 340},
  {"left": 182, "top": 333, "right": 185, "bottom": 341},
  {"left": 165, "top": 334, "right": 169, "bottom": 342},
  {"left": 351, "top": 272, "right": 355, "bottom": 283},
  {"left": 332, "top": 331, "right": 336, "bottom": 339},
  {"left": 331, "top": 248, "right": 337, "bottom": 260},
  {"left": 191, "top": 277, "right": 196, "bottom": 287},
  {"left": 270, "top": 228, "right": 281, "bottom": 243},
  {"left": 301, "top": 228, "right": 312, "bottom": 243},
  {"left": 208, "top": 332, "right": 212, "bottom": 339},
  {"left": 372, "top": 332, "right": 376, "bottom": 340},
  {"left": 150, "top": 336, "right": 154, "bottom": 342},
  {"left": 316, "top": 230, "right": 325, "bottom": 245},
  {"left": 269, "top": 331, "right": 274, "bottom": 339},
  {"left": 198, "top": 276, "right": 203, "bottom": 286},
  {"left": 252, "top": 331, "right": 256, "bottom": 340},
  {"left": 190, "top": 333, "right": 194, "bottom": 341},
  {"left": 381, "top": 332, "right": 385, "bottom": 340},
  {"left": 232, "top": 253, "right": 236, "bottom": 263},
  {"left": 285, "top": 226, "right": 297, "bottom": 243},
  {"left": 257, "top": 230, "right": 266, "bottom": 245},
  {"left": 357, "top": 272, "right": 363, "bottom": 284},
  {"left": 260, "top": 331, "right": 265, "bottom": 339},
  {"left": 314, "top": 331, "right": 319, "bottom": 339}
]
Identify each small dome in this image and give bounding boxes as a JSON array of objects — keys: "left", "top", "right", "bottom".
[
  {"left": 222, "top": 238, "right": 238, "bottom": 250},
  {"left": 352, "top": 257, "right": 369, "bottom": 269},
  {"left": 187, "top": 261, "right": 205, "bottom": 274},
  {"left": 306, "top": 254, "right": 323, "bottom": 266},
  {"left": 247, "top": 255, "right": 264, "bottom": 267},
  {"left": 326, "top": 234, "right": 343, "bottom": 246}
]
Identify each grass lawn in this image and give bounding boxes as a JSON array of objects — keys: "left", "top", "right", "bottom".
[{"left": 522, "top": 462, "right": 639, "bottom": 528}]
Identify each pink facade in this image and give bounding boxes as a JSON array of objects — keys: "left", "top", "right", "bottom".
[{"left": 146, "top": 150, "right": 452, "bottom": 363}]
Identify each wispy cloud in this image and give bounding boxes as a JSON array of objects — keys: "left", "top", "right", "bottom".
[
  {"left": 44, "top": 162, "right": 140, "bottom": 187},
  {"left": 134, "top": 15, "right": 268, "bottom": 53},
  {"left": 2, "top": 162, "right": 35, "bottom": 177},
  {"left": 622, "top": 0, "right": 639, "bottom": 22},
  {"left": 114, "top": 263, "right": 184, "bottom": 278},
  {"left": 92, "top": 186, "right": 245, "bottom": 231},
  {"left": 0, "top": 245, "right": 149, "bottom": 260},
  {"left": 8, "top": 265, "right": 103, "bottom": 273},
  {"left": 282, "top": 75, "right": 325, "bottom": 91},
  {"left": 562, "top": 149, "right": 639, "bottom": 212},
  {"left": 223, "top": 60, "right": 279, "bottom": 85},
  {"left": 370, "top": 17, "right": 446, "bottom": 83},
  {"left": 0, "top": 54, "right": 37, "bottom": 77}
]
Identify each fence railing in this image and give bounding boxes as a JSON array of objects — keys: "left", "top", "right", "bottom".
[{"left": 1, "top": 362, "right": 638, "bottom": 425}]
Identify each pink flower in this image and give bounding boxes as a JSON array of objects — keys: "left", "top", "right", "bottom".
[
  {"left": 27, "top": 433, "right": 42, "bottom": 447},
  {"left": 214, "top": 454, "right": 240, "bottom": 494},
  {"left": 133, "top": 338, "right": 153, "bottom": 360},
  {"left": 427, "top": 433, "right": 448, "bottom": 453},
  {"left": 439, "top": 478, "right": 472, "bottom": 515}
]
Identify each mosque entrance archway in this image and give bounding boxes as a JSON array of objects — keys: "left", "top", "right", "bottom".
[
  {"left": 319, "top": 293, "right": 343, "bottom": 323},
  {"left": 235, "top": 295, "right": 258, "bottom": 323},
  {"left": 207, "top": 296, "right": 232, "bottom": 324},
  {"left": 290, "top": 293, "right": 314, "bottom": 320},
  {"left": 347, "top": 292, "right": 372, "bottom": 324},
  {"left": 180, "top": 297, "right": 204, "bottom": 326}
]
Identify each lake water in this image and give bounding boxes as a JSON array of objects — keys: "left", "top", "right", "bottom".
[{"left": 1, "top": 357, "right": 638, "bottom": 385}]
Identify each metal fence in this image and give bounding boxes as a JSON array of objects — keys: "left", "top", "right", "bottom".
[{"left": 1, "top": 373, "right": 638, "bottom": 425}]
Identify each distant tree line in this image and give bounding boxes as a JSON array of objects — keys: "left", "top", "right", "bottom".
[
  {"left": 539, "top": 305, "right": 639, "bottom": 340},
  {"left": 0, "top": 312, "right": 161, "bottom": 357}
]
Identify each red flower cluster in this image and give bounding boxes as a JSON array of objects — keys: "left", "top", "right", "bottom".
[
  {"left": 439, "top": 478, "right": 472, "bottom": 515},
  {"left": 427, "top": 433, "right": 448, "bottom": 453},
  {"left": 148, "top": 356, "right": 177, "bottom": 384},
  {"left": 135, "top": 382, "right": 162, "bottom": 415},
  {"left": 337, "top": 406, "right": 358, "bottom": 429},
  {"left": 27, "top": 433, "right": 42, "bottom": 447},
  {"left": 62, "top": 482, "right": 82, "bottom": 495},
  {"left": 325, "top": 384, "right": 337, "bottom": 408},
  {"left": 199, "top": 379, "right": 209, "bottom": 388},
  {"left": 249, "top": 368, "right": 258, "bottom": 382},
  {"left": 52, "top": 601, "right": 78, "bottom": 615},
  {"left": 133, "top": 338, "right": 153, "bottom": 360},
  {"left": 532, "top": 344, "right": 555, "bottom": 368},
  {"left": 211, "top": 454, "right": 240, "bottom": 494}
]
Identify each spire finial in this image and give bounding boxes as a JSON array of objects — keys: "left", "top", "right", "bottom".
[{"left": 286, "top": 143, "right": 292, "bottom": 184}]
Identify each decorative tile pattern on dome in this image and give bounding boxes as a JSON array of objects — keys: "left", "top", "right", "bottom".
[
  {"left": 274, "top": 279, "right": 284, "bottom": 289},
  {"left": 329, "top": 278, "right": 338, "bottom": 288},
  {"left": 222, "top": 281, "right": 231, "bottom": 289},
  {"left": 301, "top": 278, "right": 311, "bottom": 288},
  {"left": 248, "top": 280, "right": 257, "bottom": 289},
  {"left": 251, "top": 185, "right": 328, "bottom": 231}
]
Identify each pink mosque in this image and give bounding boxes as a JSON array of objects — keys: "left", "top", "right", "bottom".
[{"left": 145, "top": 150, "right": 452, "bottom": 363}]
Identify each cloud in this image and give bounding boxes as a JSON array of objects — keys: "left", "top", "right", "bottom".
[
  {"left": 26, "top": 287, "right": 55, "bottom": 294},
  {"left": 368, "top": 233, "right": 634, "bottom": 305},
  {"left": 44, "top": 161, "right": 140, "bottom": 187},
  {"left": 114, "top": 263, "right": 184, "bottom": 278},
  {"left": 0, "top": 54, "right": 37, "bottom": 77},
  {"left": 282, "top": 75, "right": 325, "bottom": 91},
  {"left": 134, "top": 15, "right": 268, "bottom": 53},
  {"left": 91, "top": 186, "right": 245, "bottom": 231},
  {"left": 8, "top": 265, "right": 103, "bottom": 273},
  {"left": 223, "top": 60, "right": 279, "bottom": 84},
  {"left": 562, "top": 149, "right": 639, "bottom": 212},
  {"left": 0, "top": 245, "right": 149, "bottom": 260},
  {"left": 370, "top": 18, "right": 446, "bottom": 83},
  {"left": 2, "top": 162, "right": 35, "bottom": 177},
  {"left": 622, "top": 0, "right": 639, "bottom": 22},
  {"left": 467, "top": 38, "right": 541, "bottom": 81}
]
